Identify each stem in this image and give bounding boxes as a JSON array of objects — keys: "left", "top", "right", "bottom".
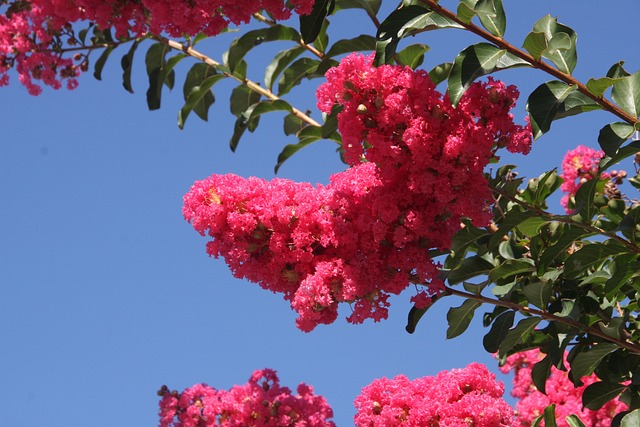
[
  {"left": 154, "top": 36, "right": 322, "bottom": 128},
  {"left": 419, "top": 0, "right": 639, "bottom": 127},
  {"left": 490, "top": 183, "right": 640, "bottom": 255},
  {"left": 444, "top": 285, "right": 640, "bottom": 354},
  {"left": 252, "top": 13, "right": 326, "bottom": 60}
]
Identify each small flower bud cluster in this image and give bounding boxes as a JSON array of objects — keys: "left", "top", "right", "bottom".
[
  {"left": 500, "top": 349, "right": 627, "bottom": 427},
  {"left": 157, "top": 369, "right": 335, "bottom": 427},
  {"left": 185, "top": 54, "right": 533, "bottom": 331},
  {"left": 0, "top": 0, "right": 313, "bottom": 94},
  {"left": 353, "top": 362, "right": 514, "bottom": 427},
  {"left": 559, "top": 145, "right": 625, "bottom": 213}
]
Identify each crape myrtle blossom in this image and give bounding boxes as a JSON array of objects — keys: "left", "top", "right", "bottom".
[
  {"left": 500, "top": 349, "right": 627, "bottom": 427},
  {"left": 157, "top": 369, "right": 335, "bottom": 427},
  {"left": 353, "top": 362, "right": 514, "bottom": 427},
  {"left": 182, "top": 163, "right": 443, "bottom": 332},
  {"left": 559, "top": 145, "right": 606, "bottom": 213},
  {"left": 0, "top": 0, "right": 314, "bottom": 94},
  {"left": 184, "top": 53, "right": 533, "bottom": 332},
  {"left": 558, "top": 144, "right": 629, "bottom": 214}
]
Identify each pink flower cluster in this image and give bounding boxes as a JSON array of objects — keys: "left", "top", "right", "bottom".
[
  {"left": 0, "top": 0, "right": 313, "bottom": 94},
  {"left": 158, "top": 369, "right": 335, "bottom": 427},
  {"left": 353, "top": 362, "right": 514, "bottom": 427},
  {"left": 559, "top": 145, "right": 606, "bottom": 213},
  {"left": 500, "top": 349, "right": 627, "bottom": 427},
  {"left": 316, "top": 53, "right": 532, "bottom": 250},
  {"left": 183, "top": 163, "right": 443, "bottom": 332},
  {"left": 184, "top": 54, "right": 533, "bottom": 331}
]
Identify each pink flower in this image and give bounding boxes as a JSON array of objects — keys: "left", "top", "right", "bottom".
[
  {"left": 158, "top": 369, "right": 335, "bottom": 427},
  {"left": 500, "top": 349, "right": 627, "bottom": 427},
  {"left": 185, "top": 54, "right": 533, "bottom": 331},
  {"left": 0, "top": 1, "right": 314, "bottom": 93},
  {"left": 353, "top": 363, "right": 514, "bottom": 427}
]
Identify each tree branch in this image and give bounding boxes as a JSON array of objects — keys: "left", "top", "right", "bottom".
[
  {"left": 154, "top": 36, "right": 322, "bottom": 128},
  {"left": 444, "top": 285, "right": 640, "bottom": 354},
  {"left": 418, "top": 0, "right": 639, "bottom": 127},
  {"left": 489, "top": 183, "right": 640, "bottom": 255}
]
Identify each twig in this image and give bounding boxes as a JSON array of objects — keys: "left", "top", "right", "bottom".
[
  {"left": 444, "top": 285, "right": 640, "bottom": 354},
  {"left": 154, "top": 36, "right": 322, "bottom": 128},
  {"left": 252, "top": 13, "right": 326, "bottom": 61},
  {"left": 490, "top": 183, "right": 640, "bottom": 255}
]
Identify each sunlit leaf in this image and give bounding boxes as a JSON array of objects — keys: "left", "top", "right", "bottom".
[
  {"left": 611, "top": 71, "right": 640, "bottom": 118},
  {"left": 375, "top": 5, "right": 462, "bottom": 65},
  {"left": 475, "top": 0, "right": 506, "bottom": 37},
  {"left": 526, "top": 80, "right": 576, "bottom": 139}
]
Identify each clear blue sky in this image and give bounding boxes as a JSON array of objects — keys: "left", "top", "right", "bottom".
[{"left": 1, "top": 2, "right": 638, "bottom": 426}]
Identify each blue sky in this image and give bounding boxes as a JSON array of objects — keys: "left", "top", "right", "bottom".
[{"left": 1, "top": 2, "right": 638, "bottom": 426}]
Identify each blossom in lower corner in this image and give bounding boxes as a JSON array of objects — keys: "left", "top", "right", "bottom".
[
  {"left": 353, "top": 362, "right": 514, "bottom": 427},
  {"left": 157, "top": 369, "right": 335, "bottom": 427},
  {"left": 500, "top": 349, "right": 627, "bottom": 427}
]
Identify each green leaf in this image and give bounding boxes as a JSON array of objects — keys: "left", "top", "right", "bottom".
[
  {"left": 621, "top": 410, "right": 640, "bottom": 427},
  {"left": 446, "top": 299, "right": 482, "bottom": 339},
  {"left": 313, "top": 19, "right": 330, "bottom": 53},
  {"left": 475, "top": 0, "right": 506, "bottom": 37},
  {"left": 489, "top": 259, "right": 535, "bottom": 282},
  {"left": 145, "top": 43, "right": 183, "bottom": 110},
  {"left": 586, "top": 76, "right": 625, "bottom": 98},
  {"left": 526, "top": 80, "right": 577, "bottom": 139},
  {"left": 565, "top": 415, "right": 587, "bottom": 427},
  {"left": 611, "top": 71, "right": 640, "bottom": 118},
  {"left": 395, "top": 43, "right": 430, "bottom": 69},
  {"left": 333, "top": 0, "right": 382, "bottom": 19},
  {"left": 563, "top": 243, "right": 628, "bottom": 280},
  {"left": 230, "top": 84, "right": 261, "bottom": 117},
  {"left": 554, "top": 91, "right": 603, "bottom": 120},
  {"left": 178, "top": 64, "right": 224, "bottom": 129},
  {"left": 599, "top": 122, "right": 636, "bottom": 157},
  {"left": 448, "top": 45, "right": 529, "bottom": 106},
  {"left": 499, "top": 316, "right": 542, "bottom": 356},
  {"left": 264, "top": 46, "right": 306, "bottom": 91},
  {"left": 607, "top": 61, "right": 631, "bottom": 79},
  {"left": 300, "top": 0, "right": 334, "bottom": 43},
  {"left": 428, "top": 62, "right": 453, "bottom": 85},
  {"left": 405, "top": 305, "right": 428, "bottom": 334},
  {"left": 325, "top": 35, "right": 376, "bottom": 58},
  {"left": 582, "top": 381, "right": 625, "bottom": 410},
  {"left": 227, "top": 25, "right": 301, "bottom": 73},
  {"left": 530, "top": 15, "right": 578, "bottom": 74},
  {"left": 375, "top": 5, "right": 462, "bottom": 65},
  {"left": 278, "top": 58, "right": 321, "bottom": 95},
  {"left": 571, "top": 176, "right": 599, "bottom": 222},
  {"left": 456, "top": 0, "right": 476, "bottom": 24},
  {"left": 275, "top": 124, "right": 340, "bottom": 173},
  {"left": 448, "top": 43, "right": 505, "bottom": 106},
  {"left": 522, "top": 281, "right": 553, "bottom": 310},
  {"left": 447, "top": 256, "right": 494, "bottom": 285},
  {"left": 537, "top": 404, "right": 558, "bottom": 427},
  {"left": 517, "top": 217, "right": 549, "bottom": 237},
  {"left": 523, "top": 31, "right": 547, "bottom": 60},
  {"left": 120, "top": 40, "right": 139, "bottom": 93},
  {"left": 483, "top": 310, "right": 515, "bottom": 353},
  {"left": 570, "top": 343, "right": 619, "bottom": 380},
  {"left": 600, "top": 140, "right": 640, "bottom": 170},
  {"left": 531, "top": 354, "right": 553, "bottom": 394},
  {"left": 93, "top": 46, "right": 115, "bottom": 81},
  {"left": 244, "top": 99, "right": 293, "bottom": 123},
  {"left": 539, "top": 226, "right": 594, "bottom": 272},
  {"left": 488, "top": 210, "right": 535, "bottom": 249}
]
